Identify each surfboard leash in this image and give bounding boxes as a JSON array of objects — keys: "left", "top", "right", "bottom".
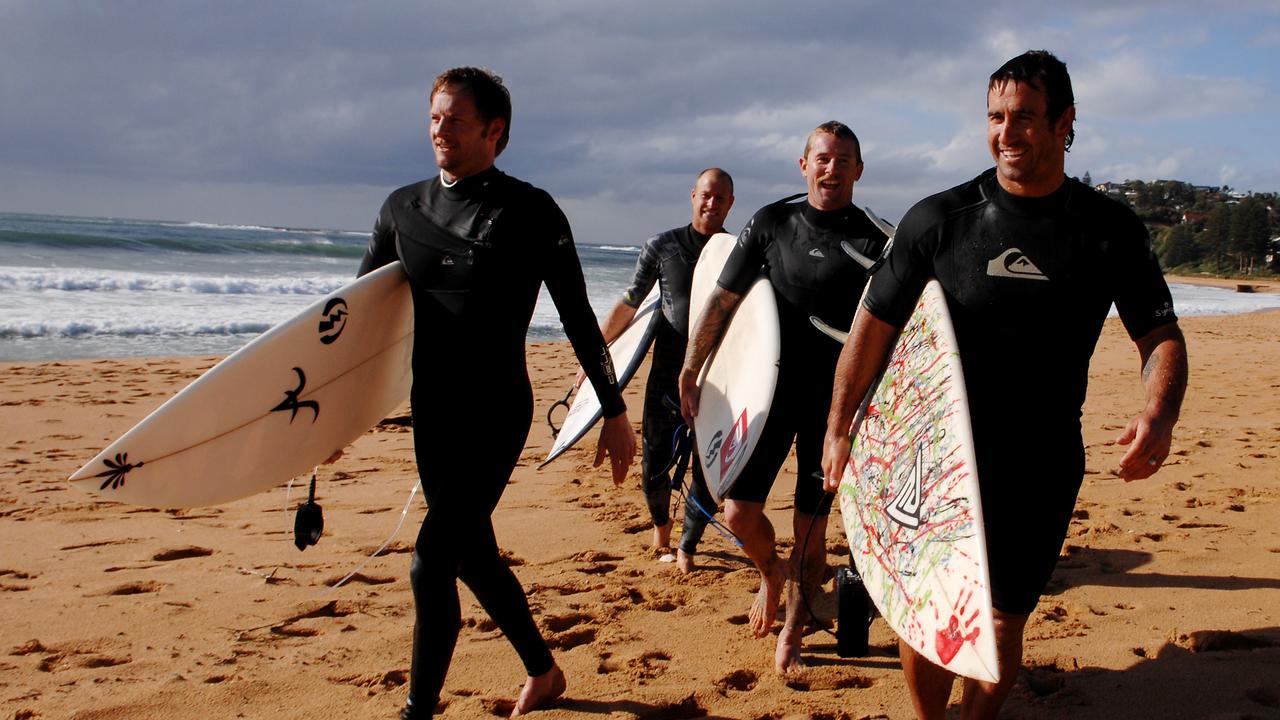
[
  {"left": 663, "top": 422, "right": 743, "bottom": 550},
  {"left": 545, "top": 384, "right": 574, "bottom": 436}
]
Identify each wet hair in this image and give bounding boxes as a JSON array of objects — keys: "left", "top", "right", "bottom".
[
  {"left": 696, "top": 167, "right": 734, "bottom": 193},
  {"left": 431, "top": 67, "right": 512, "bottom": 156},
  {"left": 804, "top": 121, "right": 862, "bottom": 164},
  {"left": 989, "top": 50, "right": 1075, "bottom": 151}
]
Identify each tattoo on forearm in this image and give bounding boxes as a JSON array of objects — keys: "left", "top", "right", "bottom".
[{"left": 1142, "top": 348, "right": 1159, "bottom": 384}]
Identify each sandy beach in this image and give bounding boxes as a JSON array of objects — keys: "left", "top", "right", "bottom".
[{"left": 3, "top": 310, "right": 1279, "bottom": 720}]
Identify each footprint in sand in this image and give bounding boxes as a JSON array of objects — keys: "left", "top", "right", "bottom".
[
  {"left": 151, "top": 546, "right": 215, "bottom": 562},
  {"left": 331, "top": 669, "right": 409, "bottom": 692},
  {"left": 625, "top": 649, "right": 671, "bottom": 680},
  {"left": 785, "top": 669, "right": 874, "bottom": 692},
  {"left": 641, "top": 591, "right": 686, "bottom": 613},
  {"left": 541, "top": 612, "right": 598, "bottom": 650},
  {"left": 715, "top": 668, "right": 759, "bottom": 692},
  {"left": 102, "top": 580, "right": 165, "bottom": 596}
]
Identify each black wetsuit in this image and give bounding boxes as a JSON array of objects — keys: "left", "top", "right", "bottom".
[
  {"left": 620, "top": 224, "right": 717, "bottom": 553},
  {"left": 864, "top": 169, "right": 1176, "bottom": 614},
  {"left": 358, "top": 167, "right": 625, "bottom": 717},
  {"left": 718, "top": 198, "right": 890, "bottom": 514}
]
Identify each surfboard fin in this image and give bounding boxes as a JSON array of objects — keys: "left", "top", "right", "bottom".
[{"left": 294, "top": 471, "right": 324, "bottom": 551}]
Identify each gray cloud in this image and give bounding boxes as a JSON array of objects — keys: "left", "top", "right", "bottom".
[{"left": 0, "top": 1, "right": 1276, "bottom": 235}]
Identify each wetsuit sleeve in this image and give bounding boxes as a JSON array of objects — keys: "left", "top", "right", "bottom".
[
  {"left": 357, "top": 198, "right": 400, "bottom": 277},
  {"left": 620, "top": 236, "right": 661, "bottom": 308},
  {"left": 1105, "top": 210, "right": 1178, "bottom": 340},
  {"left": 539, "top": 197, "right": 628, "bottom": 419},
  {"left": 717, "top": 212, "right": 767, "bottom": 295},
  {"left": 862, "top": 203, "right": 934, "bottom": 327}
]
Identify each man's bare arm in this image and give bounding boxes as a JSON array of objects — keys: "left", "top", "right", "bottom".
[
  {"left": 821, "top": 307, "right": 900, "bottom": 491},
  {"left": 1115, "top": 321, "right": 1188, "bottom": 481},
  {"left": 677, "top": 286, "right": 743, "bottom": 424},
  {"left": 599, "top": 300, "right": 640, "bottom": 346}
]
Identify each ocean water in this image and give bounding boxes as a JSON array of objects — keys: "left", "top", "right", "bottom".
[
  {"left": 0, "top": 212, "right": 639, "bottom": 362},
  {"left": 2, "top": 211, "right": 1276, "bottom": 362}
]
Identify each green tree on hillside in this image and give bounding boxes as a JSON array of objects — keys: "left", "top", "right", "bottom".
[
  {"left": 1230, "top": 197, "right": 1270, "bottom": 271},
  {"left": 1201, "top": 204, "right": 1232, "bottom": 273},
  {"left": 1157, "top": 224, "right": 1201, "bottom": 268}
]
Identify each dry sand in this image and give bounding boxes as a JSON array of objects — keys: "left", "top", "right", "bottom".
[{"left": 2, "top": 311, "right": 1279, "bottom": 719}]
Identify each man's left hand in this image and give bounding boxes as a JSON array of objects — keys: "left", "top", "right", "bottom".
[
  {"left": 595, "top": 412, "right": 636, "bottom": 485},
  {"left": 1114, "top": 411, "right": 1174, "bottom": 481}
]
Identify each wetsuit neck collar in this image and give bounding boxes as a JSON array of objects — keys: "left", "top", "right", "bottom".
[
  {"left": 802, "top": 201, "right": 858, "bottom": 230},
  {"left": 984, "top": 169, "right": 1072, "bottom": 216},
  {"left": 437, "top": 166, "right": 502, "bottom": 198},
  {"left": 687, "top": 223, "right": 718, "bottom": 244}
]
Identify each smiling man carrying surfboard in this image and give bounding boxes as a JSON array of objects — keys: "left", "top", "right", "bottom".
[
  {"left": 680, "top": 121, "right": 890, "bottom": 675},
  {"left": 824, "top": 51, "right": 1188, "bottom": 719}
]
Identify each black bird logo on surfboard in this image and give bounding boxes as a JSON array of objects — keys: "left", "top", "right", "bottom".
[{"left": 271, "top": 367, "right": 320, "bottom": 423}]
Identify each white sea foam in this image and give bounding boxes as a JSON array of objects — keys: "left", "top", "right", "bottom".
[{"left": 0, "top": 267, "right": 347, "bottom": 295}]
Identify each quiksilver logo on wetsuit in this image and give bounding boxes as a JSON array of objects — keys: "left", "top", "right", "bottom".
[{"left": 986, "top": 248, "right": 1048, "bottom": 281}]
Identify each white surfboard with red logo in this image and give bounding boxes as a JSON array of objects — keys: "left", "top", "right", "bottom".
[{"left": 687, "top": 233, "right": 780, "bottom": 502}]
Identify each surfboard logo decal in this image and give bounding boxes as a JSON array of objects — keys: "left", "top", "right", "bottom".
[
  {"left": 94, "top": 452, "right": 144, "bottom": 491},
  {"left": 887, "top": 443, "right": 925, "bottom": 529},
  {"left": 271, "top": 367, "right": 320, "bottom": 423},
  {"left": 719, "top": 408, "right": 749, "bottom": 478},
  {"left": 318, "top": 298, "right": 349, "bottom": 345}
]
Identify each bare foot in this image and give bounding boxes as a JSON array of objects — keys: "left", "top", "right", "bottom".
[
  {"left": 511, "top": 664, "right": 566, "bottom": 717},
  {"left": 775, "top": 579, "right": 808, "bottom": 674},
  {"left": 747, "top": 558, "right": 786, "bottom": 638},
  {"left": 676, "top": 549, "right": 695, "bottom": 574},
  {"left": 652, "top": 520, "right": 672, "bottom": 551},
  {"left": 775, "top": 625, "right": 805, "bottom": 675}
]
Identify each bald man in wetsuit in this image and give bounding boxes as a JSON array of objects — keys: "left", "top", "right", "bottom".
[
  {"left": 823, "top": 51, "right": 1187, "bottom": 719},
  {"left": 594, "top": 168, "right": 734, "bottom": 573},
  {"left": 358, "top": 67, "right": 635, "bottom": 719},
  {"left": 680, "top": 122, "right": 890, "bottom": 674}
]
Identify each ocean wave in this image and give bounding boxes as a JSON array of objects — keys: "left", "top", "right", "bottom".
[
  {"left": 594, "top": 245, "right": 642, "bottom": 253},
  {"left": 0, "top": 320, "right": 272, "bottom": 340},
  {"left": 0, "top": 227, "right": 365, "bottom": 258},
  {"left": 0, "top": 267, "right": 346, "bottom": 295}
]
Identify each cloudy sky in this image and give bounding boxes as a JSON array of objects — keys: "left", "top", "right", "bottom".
[{"left": 1, "top": 1, "right": 1277, "bottom": 242}]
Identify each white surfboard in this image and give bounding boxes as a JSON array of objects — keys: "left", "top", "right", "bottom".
[
  {"left": 68, "top": 261, "right": 413, "bottom": 508},
  {"left": 542, "top": 285, "right": 661, "bottom": 466},
  {"left": 688, "top": 233, "right": 781, "bottom": 502},
  {"left": 837, "top": 279, "right": 998, "bottom": 682}
]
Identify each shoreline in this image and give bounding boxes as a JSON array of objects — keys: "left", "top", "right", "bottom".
[{"left": 1166, "top": 272, "right": 1276, "bottom": 293}]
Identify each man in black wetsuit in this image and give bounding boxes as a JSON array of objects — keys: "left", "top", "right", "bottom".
[
  {"left": 358, "top": 67, "right": 636, "bottom": 719},
  {"left": 594, "top": 168, "right": 734, "bottom": 574},
  {"left": 679, "top": 122, "right": 890, "bottom": 674},
  {"left": 823, "top": 51, "right": 1188, "bottom": 719}
]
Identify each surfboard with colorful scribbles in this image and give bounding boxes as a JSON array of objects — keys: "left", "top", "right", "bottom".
[{"left": 838, "top": 279, "right": 998, "bottom": 682}]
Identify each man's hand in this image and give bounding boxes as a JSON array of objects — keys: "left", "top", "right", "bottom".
[
  {"left": 1114, "top": 411, "right": 1174, "bottom": 481},
  {"left": 821, "top": 429, "right": 851, "bottom": 493},
  {"left": 1115, "top": 322, "right": 1187, "bottom": 482},
  {"left": 594, "top": 412, "right": 636, "bottom": 485},
  {"left": 678, "top": 366, "right": 701, "bottom": 426}
]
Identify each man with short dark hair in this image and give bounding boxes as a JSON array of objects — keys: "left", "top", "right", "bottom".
[
  {"left": 360, "top": 66, "right": 636, "bottom": 719},
  {"left": 595, "top": 168, "right": 735, "bottom": 573},
  {"left": 680, "top": 121, "right": 890, "bottom": 674},
  {"left": 823, "top": 50, "right": 1187, "bottom": 718}
]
